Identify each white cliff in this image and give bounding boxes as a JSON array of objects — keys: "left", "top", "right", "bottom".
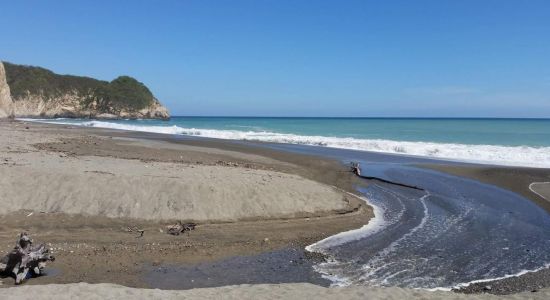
[
  {"left": 1, "top": 61, "right": 170, "bottom": 120},
  {"left": 0, "top": 62, "right": 14, "bottom": 118}
]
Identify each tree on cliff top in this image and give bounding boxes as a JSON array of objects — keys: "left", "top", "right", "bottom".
[
  {"left": 3, "top": 62, "right": 154, "bottom": 111},
  {"left": 106, "top": 76, "right": 154, "bottom": 111}
]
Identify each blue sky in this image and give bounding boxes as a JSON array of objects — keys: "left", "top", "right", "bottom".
[{"left": 1, "top": 0, "right": 549, "bottom": 117}]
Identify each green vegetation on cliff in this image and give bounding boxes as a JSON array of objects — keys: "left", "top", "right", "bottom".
[{"left": 3, "top": 62, "right": 154, "bottom": 111}]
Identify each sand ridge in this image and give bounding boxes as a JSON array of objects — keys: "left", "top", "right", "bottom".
[
  {"left": 529, "top": 182, "right": 550, "bottom": 201},
  {"left": 0, "top": 120, "right": 370, "bottom": 288},
  {"left": 0, "top": 121, "right": 354, "bottom": 221}
]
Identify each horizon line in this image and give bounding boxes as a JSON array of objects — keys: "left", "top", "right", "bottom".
[{"left": 170, "top": 116, "right": 550, "bottom": 120}]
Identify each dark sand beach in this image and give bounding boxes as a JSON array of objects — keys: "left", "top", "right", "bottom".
[
  {"left": 421, "top": 164, "right": 550, "bottom": 294},
  {"left": 0, "top": 119, "right": 369, "bottom": 288},
  {"left": 1, "top": 119, "right": 550, "bottom": 297},
  {"left": 425, "top": 164, "right": 550, "bottom": 213}
]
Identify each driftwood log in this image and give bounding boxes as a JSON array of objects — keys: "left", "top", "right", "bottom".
[
  {"left": 166, "top": 221, "right": 197, "bottom": 236},
  {"left": 0, "top": 233, "right": 55, "bottom": 285},
  {"left": 350, "top": 162, "right": 361, "bottom": 176}
]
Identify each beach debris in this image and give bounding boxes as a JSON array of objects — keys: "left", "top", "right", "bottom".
[
  {"left": 350, "top": 162, "right": 361, "bottom": 176},
  {"left": 0, "top": 233, "right": 55, "bottom": 285},
  {"left": 166, "top": 221, "right": 197, "bottom": 236},
  {"left": 217, "top": 160, "right": 240, "bottom": 167},
  {"left": 125, "top": 226, "right": 145, "bottom": 238}
]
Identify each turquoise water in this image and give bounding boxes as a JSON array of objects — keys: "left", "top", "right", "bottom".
[
  {"left": 23, "top": 116, "right": 550, "bottom": 289},
  {"left": 24, "top": 117, "right": 550, "bottom": 167},
  {"left": 139, "top": 117, "right": 550, "bottom": 147}
]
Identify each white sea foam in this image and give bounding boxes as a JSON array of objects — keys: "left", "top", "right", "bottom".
[
  {"left": 371, "top": 192, "right": 430, "bottom": 259},
  {"left": 304, "top": 190, "right": 387, "bottom": 287},
  {"left": 305, "top": 191, "right": 386, "bottom": 253},
  {"left": 427, "top": 262, "right": 550, "bottom": 292},
  {"left": 19, "top": 118, "right": 550, "bottom": 168}
]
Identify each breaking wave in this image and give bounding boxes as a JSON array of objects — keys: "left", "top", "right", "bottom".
[{"left": 21, "top": 119, "right": 550, "bottom": 168}]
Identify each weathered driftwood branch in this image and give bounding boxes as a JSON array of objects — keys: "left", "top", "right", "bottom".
[
  {"left": 350, "top": 162, "right": 361, "bottom": 176},
  {"left": 166, "top": 221, "right": 197, "bottom": 236},
  {"left": 0, "top": 233, "right": 55, "bottom": 285}
]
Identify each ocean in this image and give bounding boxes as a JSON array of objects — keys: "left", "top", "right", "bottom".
[
  {"left": 25, "top": 117, "right": 550, "bottom": 168},
  {"left": 21, "top": 116, "right": 550, "bottom": 289}
]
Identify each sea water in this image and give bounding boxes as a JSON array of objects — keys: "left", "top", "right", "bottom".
[
  {"left": 22, "top": 116, "right": 550, "bottom": 289},
  {"left": 22, "top": 117, "right": 550, "bottom": 168}
]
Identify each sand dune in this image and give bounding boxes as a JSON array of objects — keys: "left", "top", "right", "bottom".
[
  {"left": 0, "top": 123, "right": 351, "bottom": 222},
  {"left": 0, "top": 161, "right": 349, "bottom": 221}
]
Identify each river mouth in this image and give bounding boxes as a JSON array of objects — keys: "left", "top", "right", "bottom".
[
  {"left": 143, "top": 139, "right": 550, "bottom": 291},
  {"left": 143, "top": 160, "right": 550, "bottom": 291},
  {"left": 309, "top": 163, "right": 550, "bottom": 290}
]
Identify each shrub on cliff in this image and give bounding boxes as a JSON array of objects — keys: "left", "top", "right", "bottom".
[
  {"left": 105, "top": 76, "right": 154, "bottom": 110},
  {"left": 3, "top": 62, "right": 154, "bottom": 111},
  {"left": 4, "top": 62, "right": 105, "bottom": 100}
]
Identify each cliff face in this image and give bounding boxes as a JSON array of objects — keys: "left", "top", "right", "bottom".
[
  {"left": 0, "top": 61, "right": 170, "bottom": 120},
  {"left": 0, "top": 62, "right": 14, "bottom": 118},
  {"left": 10, "top": 91, "right": 170, "bottom": 120}
]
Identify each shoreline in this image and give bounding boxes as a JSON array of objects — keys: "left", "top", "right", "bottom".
[
  {"left": 420, "top": 163, "right": 550, "bottom": 294},
  {"left": 0, "top": 119, "right": 371, "bottom": 289},
  {"left": 2, "top": 119, "right": 550, "bottom": 296},
  {"left": 423, "top": 164, "right": 550, "bottom": 214},
  {"left": 18, "top": 117, "right": 550, "bottom": 169}
]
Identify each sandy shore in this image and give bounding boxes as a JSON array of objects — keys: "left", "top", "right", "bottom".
[
  {"left": 0, "top": 119, "right": 368, "bottom": 288},
  {"left": 3, "top": 282, "right": 550, "bottom": 300},
  {"left": 0, "top": 122, "right": 358, "bottom": 221},
  {"left": 530, "top": 182, "right": 550, "bottom": 201},
  {"left": 2, "top": 119, "right": 550, "bottom": 297},
  {"left": 425, "top": 164, "right": 550, "bottom": 213}
]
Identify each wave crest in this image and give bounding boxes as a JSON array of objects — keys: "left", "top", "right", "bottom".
[{"left": 22, "top": 119, "right": 550, "bottom": 168}]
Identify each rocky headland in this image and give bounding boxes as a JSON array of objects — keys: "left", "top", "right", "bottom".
[{"left": 0, "top": 61, "right": 169, "bottom": 120}]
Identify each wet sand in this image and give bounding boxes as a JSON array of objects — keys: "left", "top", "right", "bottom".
[
  {"left": 423, "top": 164, "right": 550, "bottom": 294},
  {"left": 424, "top": 164, "right": 550, "bottom": 213},
  {"left": 0, "top": 119, "right": 369, "bottom": 288},
  {"left": 2, "top": 119, "right": 550, "bottom": 297},
  {"left": 530, "top": 182, "right": 550, "bottom": 201}
]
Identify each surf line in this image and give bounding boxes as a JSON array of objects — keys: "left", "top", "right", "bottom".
[
  {"left": 529, "top": 182, "right": 550, "bottom": 200},
  {"left": 350, "top": 162, "right": 424, "bottom": 191}
]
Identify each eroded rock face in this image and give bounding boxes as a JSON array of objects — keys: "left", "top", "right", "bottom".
[
  {"left": 11, "top": 92, "right": 170, "bottom": 120},
  {"left": 1, "top": 61, "right": 170, "bottom": 120},
  {"left": 0, "top": 62, "right": 14, "bottom": 118}
]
